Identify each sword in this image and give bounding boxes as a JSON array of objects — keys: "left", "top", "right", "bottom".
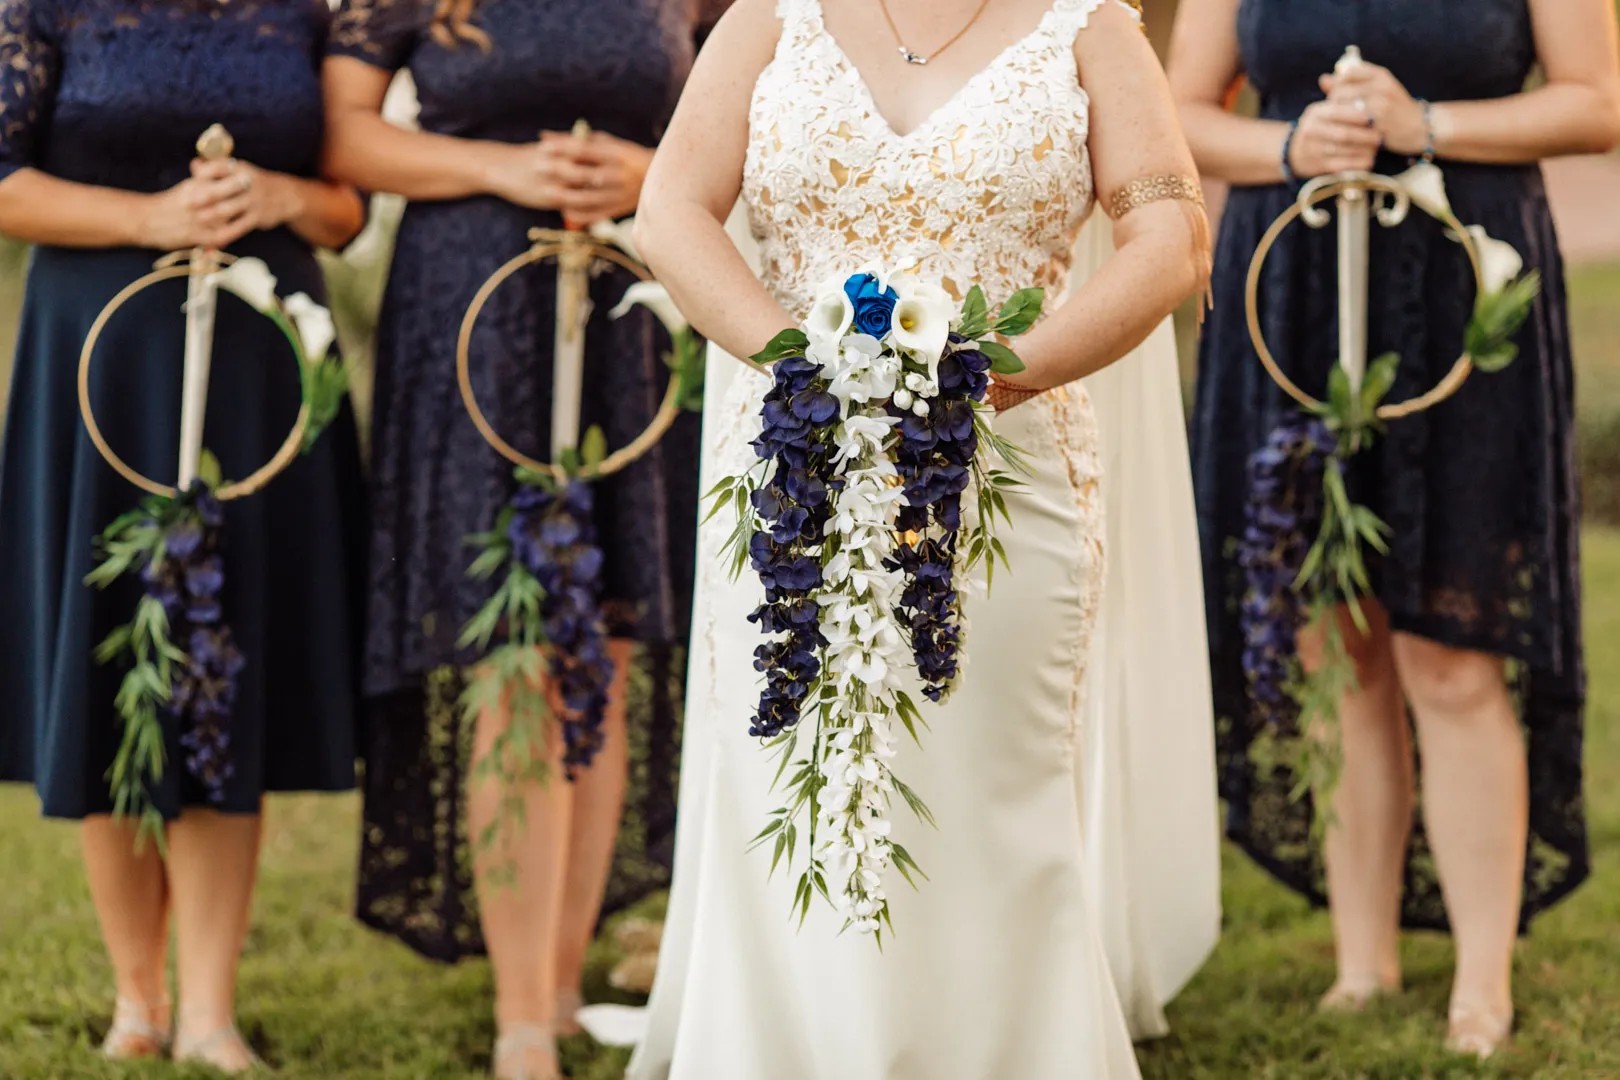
[
  {"left": 178, "top": 124, "right": 234, "bottom": 489},
  {"left": 1333, "top": 47, "right": 1370, "bottom": 399},
  {"left": 551, "top": 119, "right": 594, "bottom": 460}
]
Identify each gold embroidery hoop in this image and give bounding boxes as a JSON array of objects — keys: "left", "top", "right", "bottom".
[
  {"left": 77, "top": 250, "right": 312, "bottom": 501},
  {"left": 456, "top": 227, "right": 682, "bottom": 483},
  {"left": 1244, "top": 172, "right": 1487, "bottom": 421}
]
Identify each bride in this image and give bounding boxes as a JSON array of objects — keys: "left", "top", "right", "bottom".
[{"left": 626, "top": 0, "right": 1211, "bottom": 1075}]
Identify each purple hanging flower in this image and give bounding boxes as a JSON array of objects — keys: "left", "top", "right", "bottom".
[
  {"left": 1237, "top": 416, "right": 1332, "bottom": 729},
  {"left": 504, "top": 478, "right": 615, "bottom": 778},
  {"left": 139, "top": 484, "right": 243, "bottom": 806}
]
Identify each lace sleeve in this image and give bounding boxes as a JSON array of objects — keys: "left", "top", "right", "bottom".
[
  {"left": 0, "top": 0, "right": 60, "bottom": 183},
  {"left": 329, "top": 0, "right": 423, "bottom": 71}
]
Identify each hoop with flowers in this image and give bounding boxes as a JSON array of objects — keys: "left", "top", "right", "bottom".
[
  {"left": 1239, "top": 161, "right": 1540, "bottom": 812},
  {"left": 709, "top": 264, "right": 1037, "bottom": 937},
  {"left": 454, "top": 221, "right": 704, "bottom": 864},
  {"left": 80, "top": 253, "right": 350, "bottom": 849}
]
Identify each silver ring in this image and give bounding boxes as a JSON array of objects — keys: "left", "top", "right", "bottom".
[
  {"left": 236, "top": 173, "right": 253, "bottom": 194},
  {"left": 1354, "top": 98, "right": 1368, "bottom": 113}
]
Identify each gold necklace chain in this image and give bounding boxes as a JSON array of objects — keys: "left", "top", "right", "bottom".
[{"left": 875, "top": 0, "right": 995, "bottom": 66}]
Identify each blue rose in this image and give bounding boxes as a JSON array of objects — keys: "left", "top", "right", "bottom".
[{"left": 843, "top": 273, "right": 898, "bottom": 339}]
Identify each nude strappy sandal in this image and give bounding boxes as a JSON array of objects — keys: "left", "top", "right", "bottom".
[
  {"left": 493, "top": 1021, "right": 561, "bottom": 1080},
  {"left": 100, "top": 996, "right": 172, "bottom": 1060},
  {"left": 173, "top": 1024, "right": 267, "bottom": 1073}
]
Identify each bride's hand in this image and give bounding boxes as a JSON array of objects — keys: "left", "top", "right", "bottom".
[{"left": 1320, "top": 62, "right": 1428, "bottom": 157}]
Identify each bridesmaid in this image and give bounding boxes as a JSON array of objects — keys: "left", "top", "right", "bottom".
[
  {"left": 323, "top": 2, "right": 723, "bottom": 1075},
  {"left": 0, "top": 0, "right": 366, "bottom": 1071},
  {"left": 1170, "top": 0, "right": 1619, "bottom": 1058}
]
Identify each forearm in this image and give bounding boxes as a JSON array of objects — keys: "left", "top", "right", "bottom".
[
  {"left": 1428, "top": 83, "right": 1620, "bottom": 164},
  {"left": 323, "top": 111, "right": 502, "bottom": 202},
  {"left": 1015, "top": 208, "right": 1203, "bottom": 389},
  {"left": 1179, "top": 102, "right": 1292, "bottom": 186},
  {"left": 0, "top": 168, "right": 148, "bottom": 247},
  {"left": 279, "top": 175, "right": 366, "bottom": 250},
  {"left": 635, "top": 196, "right": 793, "bottom": 361}
]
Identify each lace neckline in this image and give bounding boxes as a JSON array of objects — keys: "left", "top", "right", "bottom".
[{"left": 803, "top": 0, "right": 1074, "bottom": 140}]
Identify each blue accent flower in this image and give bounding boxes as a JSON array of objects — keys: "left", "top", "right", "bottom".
[{"left": 844, "top": 273, "right": 898, "bottom": 339}]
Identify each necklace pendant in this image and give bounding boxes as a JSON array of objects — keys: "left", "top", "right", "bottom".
[{"left": 898, "top": 45, "right": 928, "bottom": 65}]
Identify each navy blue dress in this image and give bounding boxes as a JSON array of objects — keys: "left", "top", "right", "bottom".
[
  {"left": 330, "top": 0, "right": 718, "bottom": 960},
  {"left": 1193, "top": 0, "right": 1587, "bottom": 929},
  {"left": 0, "top": 0, "right": 365, "bottom": 818}
]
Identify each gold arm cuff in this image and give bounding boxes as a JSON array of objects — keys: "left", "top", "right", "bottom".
[{"left": 1107, "top": 174, "right": 1205, "bottom": 220}]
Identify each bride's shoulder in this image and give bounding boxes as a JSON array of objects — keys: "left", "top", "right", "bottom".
[{"left": 1068, "top": 0, "right": 1153, "bottom": 73}]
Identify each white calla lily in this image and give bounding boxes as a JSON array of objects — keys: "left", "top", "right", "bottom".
[
  {"left": 807, "top": 287, "right": 855, "bottom": 344},
  {"left": 890, "top": 281, "right": 953, "bottom": 370},
  {"left": 211, "top": 257, "right": 279, "bottom": 314},
  {"left": 609, "top": 280, "right": 689, "bottom": 335},
  {"left": 588, "top": 217, "right": 640, "bottom": 263},
  {"left": 282, "top": 292, "right": 337, "bottom": 361},
  {"left": 1465, "top": 226, "right": 1525, "bottom": 294},
  {"left": 1395, "top": 161, "right": 1453, "bottom": 220}
]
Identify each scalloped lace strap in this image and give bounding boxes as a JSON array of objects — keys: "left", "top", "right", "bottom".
[
  {"left": 1048, "top": 0, "right": 1142, "bottom": 40},
  {"left": 774, "top": 0, "right": 823, "bottom": 47}
]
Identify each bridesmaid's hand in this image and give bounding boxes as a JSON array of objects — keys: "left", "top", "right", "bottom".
[
  {"left": 133, "top": 166, "right": 259, "bottom": 251},
  {"left": 1289, "top": 100, "right": 1383, "bottom": 177},
  {"left": 1320, "top": 62, "right": 1427, "bottom": 157},
  {"left": 539, "top": 130, "right": 655, "bottom": 228},
  {"left": 185, "top": 158, "right": 303, "bottom": 249}
]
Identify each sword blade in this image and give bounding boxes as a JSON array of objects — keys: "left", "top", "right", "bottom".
[
  {"left": 1337, "top": 187, "right": 1370, "bottom": 395},
  {"left": 178, "top": 250, "right": 219, "bottom": 489},
  {"left": 551, "top": 240, "right": 591, "bottom": 460}
]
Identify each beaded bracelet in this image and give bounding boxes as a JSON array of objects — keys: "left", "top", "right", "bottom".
[
  {"left": 1279, "top": 121, "right": 1300, "bottom": 185},
  {"left": 1417, "top": 98, "right": 1437, "bottom": 163}
]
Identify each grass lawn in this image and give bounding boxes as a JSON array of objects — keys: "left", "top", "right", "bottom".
[{"left": 2, "top": 250, "right": 1618, "bottom": 1078}]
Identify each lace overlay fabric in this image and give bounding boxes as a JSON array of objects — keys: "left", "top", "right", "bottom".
[{"left": 1194, "top": 0, "right": 1587, "bottom": 929}]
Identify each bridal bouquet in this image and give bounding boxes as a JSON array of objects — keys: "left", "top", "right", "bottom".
[
  {"left": 87, "top": 258, "right": 348, "bottom": 849},
  {"left": 710, "top": 266, "right": 1039, "bottom": 936},
  {"left": 1238, "top": 161, "right": 1540, "bottom": 811}
]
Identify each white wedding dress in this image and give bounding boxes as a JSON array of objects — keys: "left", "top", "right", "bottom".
[{"left": 627, "top": 1, "right": 1215, "bottom": 1075}]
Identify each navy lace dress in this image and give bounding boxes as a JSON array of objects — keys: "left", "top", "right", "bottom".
[
  {"left": 1193, "top": 0, "right": 1587, "bottom": 929},
  {"left": 330, "top": 0, "right": 720, "bottom": 961},
  {"left": 0, "top": 0, "right": 365, "bottom": 818}
]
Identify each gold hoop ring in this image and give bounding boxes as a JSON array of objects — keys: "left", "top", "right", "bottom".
[
  {"left": 77, "top": 252, "right": 312, "bottom": 501},
  {"left": 456, "top": 229, "right": 682, "bottom": 483},
  {"left": 1244, "top": 172, "right": 1486, "bottom": 421}
]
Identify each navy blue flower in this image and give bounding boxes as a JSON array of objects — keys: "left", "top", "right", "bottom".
[{"left": 844, "top": 273, "right": 898, "bottom": 338}]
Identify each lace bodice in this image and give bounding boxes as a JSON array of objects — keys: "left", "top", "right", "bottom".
[
  {"left": 744, "top": 0, "right": 1134, "bottom": 319},
  {"left": 0, "top": 0, "right": 329, "bottom": 192}
]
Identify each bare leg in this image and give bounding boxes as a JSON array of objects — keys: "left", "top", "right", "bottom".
[
  {"left": 552, "top": 638, "right": 635, "bottom": 1033},
  {"left": 167, "top": 809, "right": 263, "bottom": 1072},
  {"left": 471, "top": 689, "right": 571, "bottom": 1080},
  {"left": 81, "top": 817, "right": 171, "bottom": 1057},
  {"left": 1392, "top": 633, "right": 1525, "bottom": 1055},
  {"left": 1300, "top": 602, "right": 1412, "bottom": 1006}
]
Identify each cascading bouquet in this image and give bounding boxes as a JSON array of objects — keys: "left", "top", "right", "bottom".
[
  {"left": 457, "top": 271, "right": 705, "bottom": 863},
  {"left": 1238, "top": 161, "right": 1540, "bottom": 809},
  {"left": 709, "top": 265, "right": 1038, "bottom": 936},
  {"left": 87, "top": 258, "right": 349, "bottom": 848}
]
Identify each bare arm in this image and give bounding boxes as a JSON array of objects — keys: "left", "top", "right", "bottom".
[
  {"left": 322, "top": 58, "right": 508, "bottom": 201},
  {"left": 1011, "top": 2, "right": 1207, "bottom": 391},
  {"left": 0, "top": 162, "right": 363, "bottom": 252},
  {"left": 1326, "top": 0, "right": 1620, "bottom": 163},
  {"left": 1167, "top": 0, "right": 1380, "bottom": 185},
  {"left": 632, "top": 0, "right": 791, "bottom": 359}
]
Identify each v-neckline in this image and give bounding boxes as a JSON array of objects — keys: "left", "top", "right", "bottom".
[{"left": 809, "top": 0, "right": 1065, "bottom": 140}]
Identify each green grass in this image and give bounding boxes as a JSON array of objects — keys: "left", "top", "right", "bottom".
[{"left": 3, "top": 530, "right": 1618, "bottom": 1078}]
